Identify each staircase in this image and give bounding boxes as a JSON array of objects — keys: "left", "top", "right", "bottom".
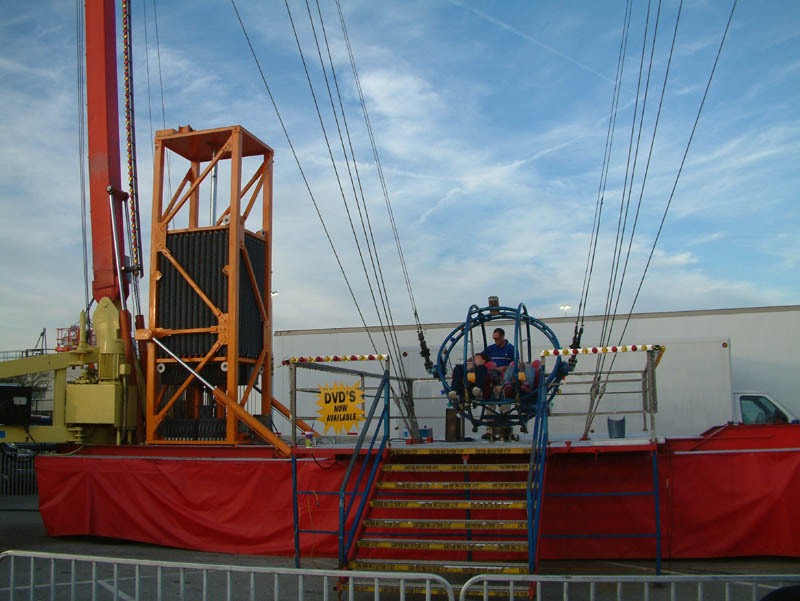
[{"left": 347, "top": 445, "right": 538, "bottom": 595}]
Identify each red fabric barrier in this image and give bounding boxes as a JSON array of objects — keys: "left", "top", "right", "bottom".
[
  {"left": 36, "top": 427, "right": 800, "bottom": 560},
  {"left": 663, "top": 448, "right": 800, "bottom": 558},
  {"left": 36, "top": 454, "right": 357, "bottom": 556}
]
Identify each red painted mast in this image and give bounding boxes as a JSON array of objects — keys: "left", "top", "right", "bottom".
[{"left": 85, "top": 0, "right": 127, "bottom": 303}]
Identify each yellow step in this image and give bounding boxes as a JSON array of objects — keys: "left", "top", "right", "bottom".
[
  {"left": 390, "top": 447, "right": 530, "bottom": 456},
  {"left": 377, "top": 480, "right": 528, "bottom": 491},
  {"left": 358, "top": 537, "right": 528, "bottom": 552},
  {"left": 371, "top": 499, "right": 527, "bottom": 510},
  {"left": 363, "top": 517, "right": 527, "bottom": 530},
  {"left": 383, "top": 463, "right": 528, "bottom": 472},
  {"left": 349, "top": 558, "right": 530, "bottom": 575}
]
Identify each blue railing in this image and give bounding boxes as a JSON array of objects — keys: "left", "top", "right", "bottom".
[
  {"left": 526, "top": 376, "right": 549, "bottom": 573},
  {"left": 338, "top": 370, "right": 391, "bottom": 567},
  {"left": 290, "top": 369, "right": 391, "bottom": 569}
]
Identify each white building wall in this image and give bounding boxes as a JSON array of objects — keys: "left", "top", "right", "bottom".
[{"left": 271, "top": 305, "right": 800, "bottom": 439}]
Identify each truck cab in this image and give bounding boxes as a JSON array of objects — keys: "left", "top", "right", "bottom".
[{"left": 734, "top": 391, "right": 798, "bottom": 425}]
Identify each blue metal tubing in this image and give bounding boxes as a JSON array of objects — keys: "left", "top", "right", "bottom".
[
  {"left": 291, "top": 453, "right": 301, "bottom": 568},
  {"left": 531, "top": 405, "right": 547, "bottom": 570},
  {"left": 436, "top": 305, "right": 564, "bottom": 413},
  {"left": 527, "top": 375, "right": 548, "bottom": 573},
  {"left": 344, "top": 408, "right": 388, "bottom": 562},
  {"left": 652, "top": 449, "right": 662, "bottom": 575},
  {"left": 338, "top": 371, "right": 390, "bottom": 567}
]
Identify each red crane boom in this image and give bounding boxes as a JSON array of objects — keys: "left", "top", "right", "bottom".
[{"left": 85, "top": 0, "right": 127, "bottom": 303}]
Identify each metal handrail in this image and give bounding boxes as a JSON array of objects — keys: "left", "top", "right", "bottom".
[
  {"left": 338, "top": 369, "right": 390, "bottom": 567},
  {"left": 525, "top": 374, "right": 549, "bottom": 573}
]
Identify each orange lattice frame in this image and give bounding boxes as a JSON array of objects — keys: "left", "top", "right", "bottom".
[{"left": 142, "top": 125, "right": 289, "bottom": 450}]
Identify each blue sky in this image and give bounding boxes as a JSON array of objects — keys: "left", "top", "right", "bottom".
[{"left": 0, "top": 0, "right": 798, "bottom": 351}]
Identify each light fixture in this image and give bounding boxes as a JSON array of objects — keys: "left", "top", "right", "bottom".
[{"left": 559, "top": 304, "right": 571, "bottom": 317}]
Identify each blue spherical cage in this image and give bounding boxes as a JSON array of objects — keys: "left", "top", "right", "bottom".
[{"left": 435, "top": 303, "right": 564, "bottom": 430}]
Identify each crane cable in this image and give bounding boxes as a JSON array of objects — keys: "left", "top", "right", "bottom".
[
  {"left": 611, "top": 0, "right": 739, "bottom": 352},
  {"left": 286, "top": 0, "right": 419, "bottom": 434},
  {"left": 335, "top": 0, "right": 433, "bottom": 373},
  {"left": 595, "top": 0, "right": 655, "bottom": 361},
  {"left": 581, "top": 0, "right": 738, "bottom": 436},
  {"left": 141, "top": 0, "right": 156, "bottom": 179},
  {"left": 121, "top": 0, "right": 143, "bottom": 318},
  {"left": 309, "top": 0, "right": 408, "bottom": 382},
  {"left": 572, "top": 0, "right": 634, "bottom": 357},
  {"left": 229, "top": 0, "right": 384, "bottom": 367},
  {"left": 585, "top": 0, "right": 663, "bottom": 436},
  {"left": 284, "top": 0, "right": 398, "bottom": 375}
]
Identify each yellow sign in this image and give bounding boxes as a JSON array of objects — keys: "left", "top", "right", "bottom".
[{"left": 316, "top": 381, "right": 366, "bottom": 434}]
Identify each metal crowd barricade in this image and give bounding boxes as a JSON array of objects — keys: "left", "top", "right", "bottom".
[
  {"left": 458, "top": 573, "right": 800, "bottom": 601},
  {"left": 0, "top": 550, "right": 455, "bottom": 601}
]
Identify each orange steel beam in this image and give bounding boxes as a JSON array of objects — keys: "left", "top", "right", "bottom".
[
  {"left": 271, "top": 396, "right": 316, "bottom": 436},
  {"left": 212, "top": 388, "right": 290, "bottom": 455},
  {"left": 159, "top": 248, "right": 224, "bottom": 319},
  {"left": 146, "top": 125, "right": 275, "bottom": 447},
  {"left": 225, "top": 129, "right": 243, "bottom": 442},
  {"left": 154, "top": 339, "right": 223, "bottom": 424},
  {"left": 162, "top": 142, "right": 230, "bottom": 224},
  {"left": 241, "top": 247, "right": 268, "bottom": 323},
  {"left": 239, "top": 347, "right": 267, "bottom": 408},
  {"left": 262, "top": 158, "right": 274, "bottom": 415},
  {"left": 188, "top": 163, "right": 200, "bottom": 228},
  {"left": 241, "top": 165, "right": 265, "bottom": 222},
  {"left": 214, "top": 163, "right": 262, "bottom": 226},
  {"left": 161, "top": 167, "right": 194, "bottom": 222}
]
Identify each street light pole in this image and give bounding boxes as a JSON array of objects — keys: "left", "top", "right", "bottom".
[{"left": 559, "top": 304, "right": 571, "bottom": 318}]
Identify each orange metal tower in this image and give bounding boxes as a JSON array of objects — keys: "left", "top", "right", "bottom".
[{"left": 141, "top": 125, "right": 285, "bottom": 451}]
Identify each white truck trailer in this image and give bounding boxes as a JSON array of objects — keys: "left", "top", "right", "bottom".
[{"left": 546, "top": 338, "right": 798, "bottom": 440}]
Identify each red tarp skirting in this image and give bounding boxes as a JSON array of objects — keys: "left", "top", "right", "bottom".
[
  {"left": 36, "top": 425, "right": 800, "bottom": 559},
  {"left": 37, "top": 449, "right": 357, "bottom": 556}
]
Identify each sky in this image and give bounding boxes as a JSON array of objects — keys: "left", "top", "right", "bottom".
[{"left": 0, "top": 0, "right": 798, "bottom": 352}]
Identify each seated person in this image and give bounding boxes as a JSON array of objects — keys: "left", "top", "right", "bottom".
[
  {"left": 486, "top": 327, "right": 515, "bottom": 368},
  {"left": 501, "top": 359, "right": 541, "bottom": 402},
  {"left": 448, "top": 351, "right": 495, "bottom": 401}
]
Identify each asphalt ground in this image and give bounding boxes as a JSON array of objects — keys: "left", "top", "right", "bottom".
[{"left": 1, "top": 495, "right": 799, "bottom": 600}]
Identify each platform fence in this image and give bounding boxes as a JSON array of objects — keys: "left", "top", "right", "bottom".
[
  {"left": 0, "top": 448, "right": 37, "bottom": 496},
  {"left": 0, "top": 550, "right": 455, "bottom": 601},
  {"left": 459, "top": 573, "right": 800, "bottom": 601}
]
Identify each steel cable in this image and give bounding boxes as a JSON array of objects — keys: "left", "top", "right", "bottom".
[
  {"left": 229, "top": 0, "right": 381, "bottom": 358},
  {"left": 576, "top": 0, "right": 633, "bottom": 331},
  {"left": 614, "top": 0, "right": 738, "bottom": 348},
  {"left": 307, "top": 0, "right": 412, "bottom": 390}
]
